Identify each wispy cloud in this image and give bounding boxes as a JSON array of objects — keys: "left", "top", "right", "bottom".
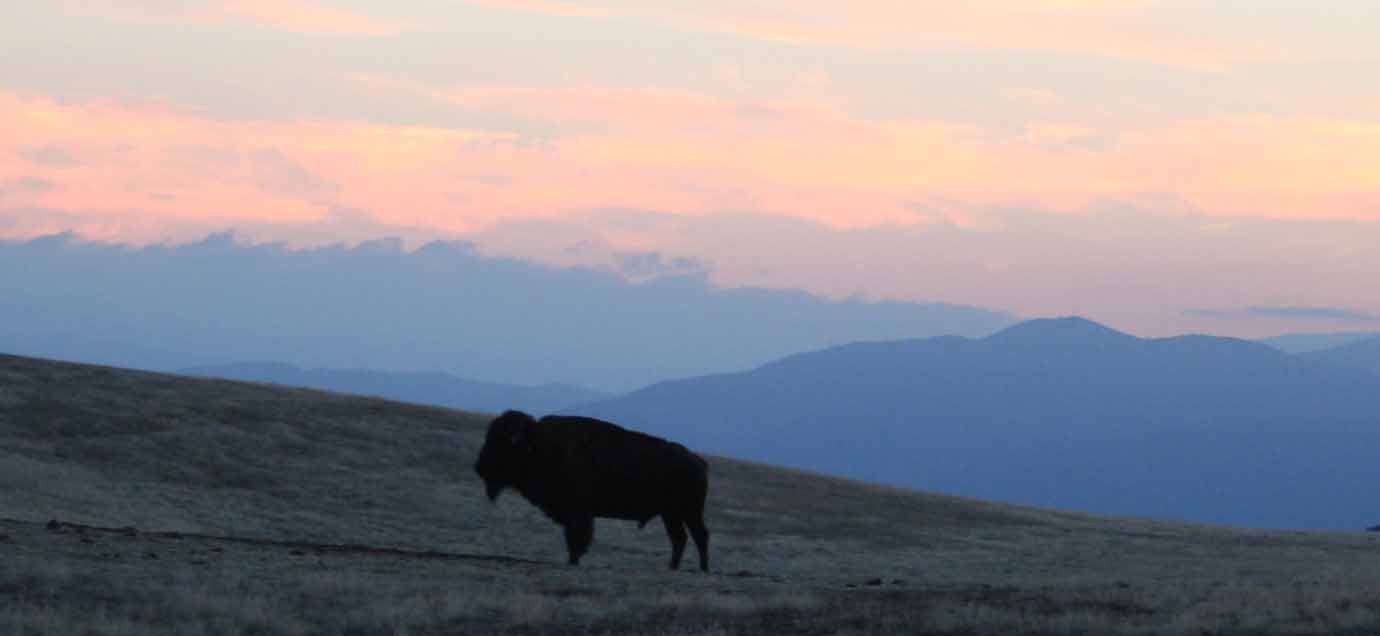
[
  {"left": 616, "top": 250, "right": 708, "bottom": 280},
  {"left": 63, "top": 0, "right": 412, "bottom": 36},
  {"left": 1, "top": 176, "right": 58, "bottom": 195},
  {"left": 216, "top": 0, "right": 412, "bottom": 36},
  {"left": 462, "top": 0, "right": 612, "bottom": 19},
  {"left": 1185, "top": 307, "right": 1380, "bottom": 323},
  {"left": 461, "top": 0, "right": 1306, "bottom": 71},
  {"left": 18, "top": 144, "right": 82, "bottom": 167}
]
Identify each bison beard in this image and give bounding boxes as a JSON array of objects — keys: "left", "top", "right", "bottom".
[{"left": 474, "top": 410, "right": 711, "bottom": 572}]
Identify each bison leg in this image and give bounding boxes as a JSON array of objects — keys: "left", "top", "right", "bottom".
[
  {"left": 563, "top": 516, "right": 594, "bottom": 566},
  {"left": 686, "top": 515, "right": 710, "bottom": 573},
  {"left": 662, "top": 515, "right": 688, "bottom": 570}
]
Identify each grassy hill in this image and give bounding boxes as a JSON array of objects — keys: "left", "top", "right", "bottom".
[{"left": 3, "top": 353, "right": 1380, "bottom": 634}]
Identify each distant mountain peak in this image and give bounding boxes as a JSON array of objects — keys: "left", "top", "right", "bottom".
[
  {"left": 985, "top": 316, "right": 1135, "bottom": 346},
  {"left": 1302, "top": 334, "right": 1380, "bottom": 376}
]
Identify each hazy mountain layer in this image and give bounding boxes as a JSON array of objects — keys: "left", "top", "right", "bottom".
[
  {"left": 179, "top": 361, "right": 606, "bottom": 415},
  {"left": 0, "top": 233, "right": 1013, "bottom": 391}
]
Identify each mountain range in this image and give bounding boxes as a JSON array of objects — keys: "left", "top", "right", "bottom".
[{"left": 580, "top": 317, "right": 1380, "bottom": 529}]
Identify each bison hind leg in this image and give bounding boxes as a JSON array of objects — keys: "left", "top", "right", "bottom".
[
  {"left": 662, "top": 515, "right": 688, "bottom": 570},
  {"left": 682, "top": 479, "right": 710, "bottom": 572},
  {"left": 686, "top": 515, "right": 709, "bottom": 573},
  {"left": 563, "top": 516, "right": 594, "bottom": 566}
]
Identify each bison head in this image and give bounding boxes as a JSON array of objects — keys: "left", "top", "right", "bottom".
[{"left": 474, "top": 410, "right": 536, "bottom": 502}]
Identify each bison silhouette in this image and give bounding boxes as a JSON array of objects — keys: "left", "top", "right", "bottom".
[{"left": 474, "top": 410, "right": 710, "bottom": 571}]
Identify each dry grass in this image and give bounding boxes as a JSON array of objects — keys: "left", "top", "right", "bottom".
[
  {"left": 4, "top": 352, "right": 1380, "bottom": 634},
  {"left": 4, "top": 542, "right": 1380, "bottom": 636}
]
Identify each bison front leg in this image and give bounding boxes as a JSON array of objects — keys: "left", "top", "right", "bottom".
[
  {"left": 661, "top": 515, "right": 688, "bottom": 570},
  {"left": 563, "top": 516, "right": 594, "bottom": 565}
]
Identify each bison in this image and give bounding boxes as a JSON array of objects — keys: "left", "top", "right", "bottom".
[{"left": 474, "top": 410, "right": 710, "bottom": 572}]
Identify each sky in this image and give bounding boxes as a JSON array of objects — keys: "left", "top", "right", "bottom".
[{"left": 3, "top": 1, "right": 1379, "bottom": 337}]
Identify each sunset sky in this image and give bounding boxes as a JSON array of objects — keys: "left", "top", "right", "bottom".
[{"left": 3, "top": 1, "right": 1379, "bottom": 337}]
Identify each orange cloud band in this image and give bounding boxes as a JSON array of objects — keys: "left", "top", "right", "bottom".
[{"left": 5, "top": 88, "right": 1380, "bottom": 247}]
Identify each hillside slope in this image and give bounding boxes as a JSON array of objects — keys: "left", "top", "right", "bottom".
[
  {"left": 5, "top": 353, "right": 1380, "bottom": 634},
  {"left": 581, "top": 317, "right": 1380, "bottom": 529},
  {"left": 0, "top": 352, "right": 1103, "bottom": 581}
]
